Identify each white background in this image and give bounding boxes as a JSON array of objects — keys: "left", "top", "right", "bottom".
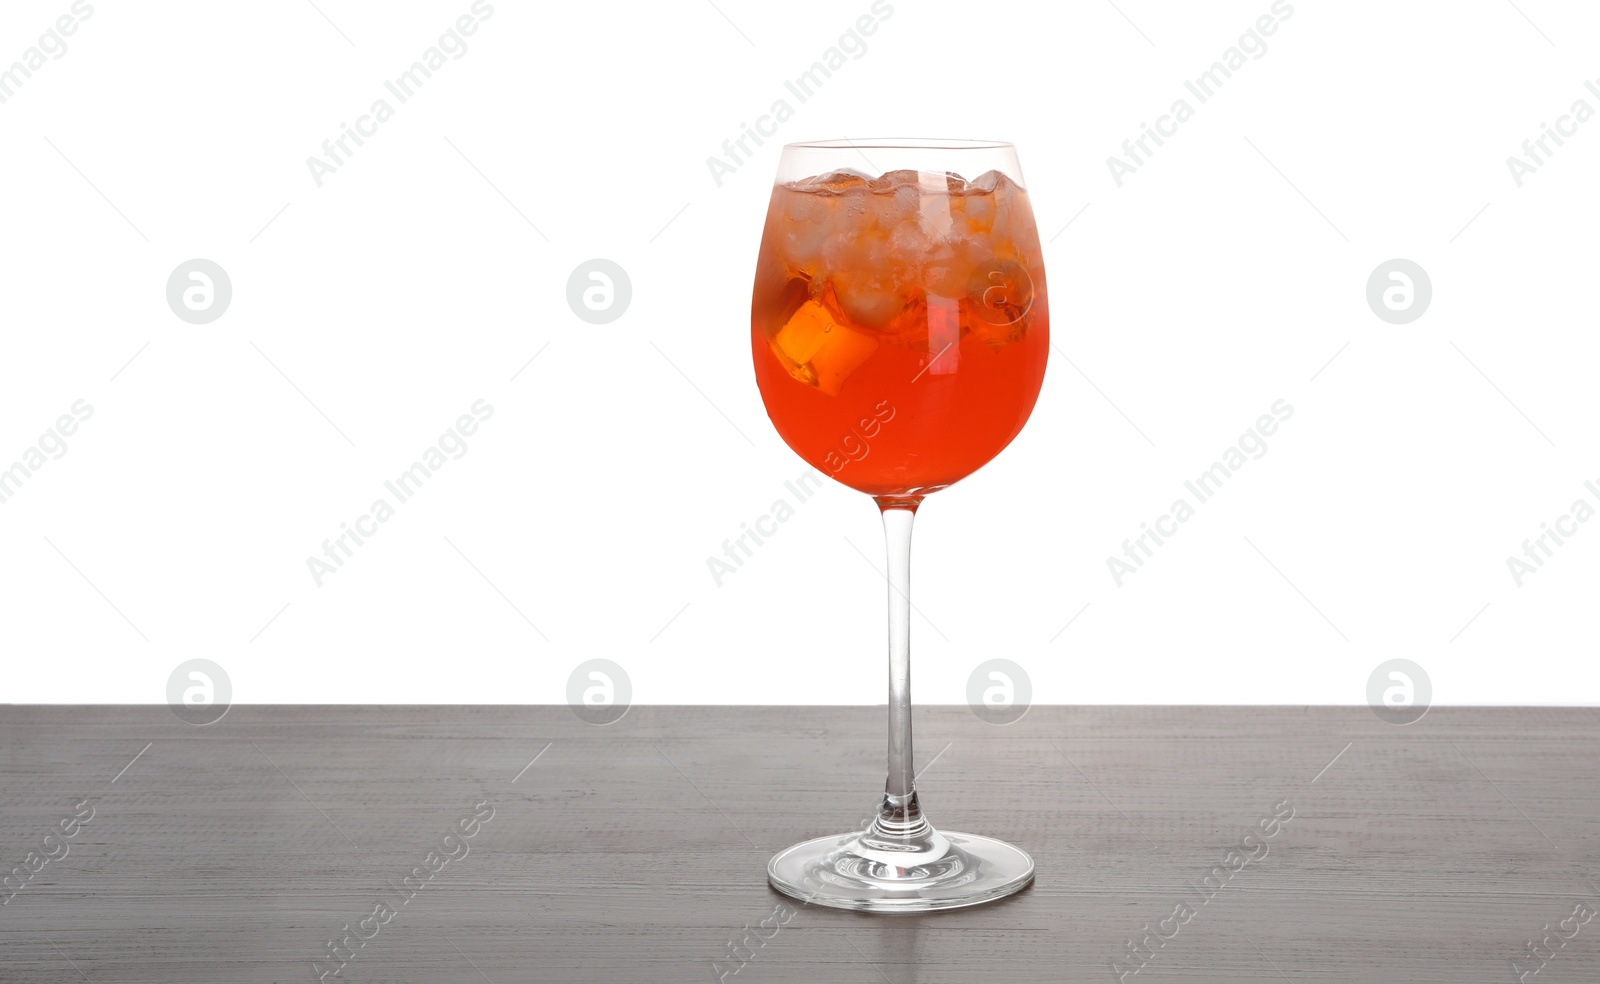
[{"left": 1, "top": 0, "right": 1596, "bottom": 706}]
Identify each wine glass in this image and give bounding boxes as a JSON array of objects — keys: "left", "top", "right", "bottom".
[{"left": 750, "top": 139, "right": 1048, "bottom": 911}]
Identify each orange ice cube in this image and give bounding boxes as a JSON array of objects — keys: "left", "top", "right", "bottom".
[{"left": 770, "top": 296, "right": 878, "bottom": 397}]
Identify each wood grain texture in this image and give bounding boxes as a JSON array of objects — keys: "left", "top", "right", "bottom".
[{"left": 0, "top": 706, "right": 1596, "bottom": 983}]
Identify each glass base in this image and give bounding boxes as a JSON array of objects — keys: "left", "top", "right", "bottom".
[{"left": 767, "top": 828, "right": 1034, "bottom": 913}]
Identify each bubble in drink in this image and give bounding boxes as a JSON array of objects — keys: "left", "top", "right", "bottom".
[{"left": 751, "top": 169, "right": 1049, "bottom": 496}]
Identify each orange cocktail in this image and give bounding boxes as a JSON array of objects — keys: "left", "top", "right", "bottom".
[{"left": 751, "top": 167, "right": 1048, "bottom": 496}]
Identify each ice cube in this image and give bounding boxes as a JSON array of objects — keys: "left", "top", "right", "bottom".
[
  {"left": 865, "top": 169, "right": 969, "bottom": 194},
  {"left": 921, "top": 238, "right": 966, "bottom": 298},
  {"left": 966, "top": 258, "right": 1035, "bottom": 344},
  {"left": 770, "top": 293, "right": 879, "bottom": 396},
  {"left": 889, "top": 220, "right": 930, "bottom": 260},
  {"left": 833, "top": 281, "right": 901, "bottom": 330},
  {"left": 966, "top": 170, "right": 1005, "bottom": 194},
  {"left": 866, "top": 169, "right": 921, "bottom": 193},
  {"left": 863, "top": 181, "right": 923, "bottom": 231},
  {"left": 799, "top": 168, "right": 872, "bottom": 194},
  {"left": 817, "top": 222, "right": 899, "bottom": 331},
  {"left": 960, "top": 191, "right": 995, "bottom": 232},
  {"left": 991, "top": 180, "right": 1031, "bottom": 243},
  {"left": 778, "top": 195, "right": 831, "bottom": 273}
]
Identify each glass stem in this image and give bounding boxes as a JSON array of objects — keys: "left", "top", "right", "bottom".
[{"left": 874, "top": 496, "right": 931, "bottom": 843}]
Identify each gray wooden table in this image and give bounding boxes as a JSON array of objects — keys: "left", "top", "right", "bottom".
[{"left": 0, "top": 706, "right": 1595, "bottom": 983}]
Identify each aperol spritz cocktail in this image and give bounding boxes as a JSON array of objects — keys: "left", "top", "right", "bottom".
[
  {"left": 752, "top": 155, "right": 1048, "bottom": 496},
  {"left": 753, "top": 140, "right": 1049, "bottom": 913}
]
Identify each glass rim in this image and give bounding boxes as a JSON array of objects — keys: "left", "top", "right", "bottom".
[{"left": 783, "top": 137, "right": 1015, "bottom": 151}]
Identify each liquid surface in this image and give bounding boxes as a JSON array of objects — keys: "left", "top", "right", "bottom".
[{"left": 751, "top": 168, "right": 1049, "bottom": 496}]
